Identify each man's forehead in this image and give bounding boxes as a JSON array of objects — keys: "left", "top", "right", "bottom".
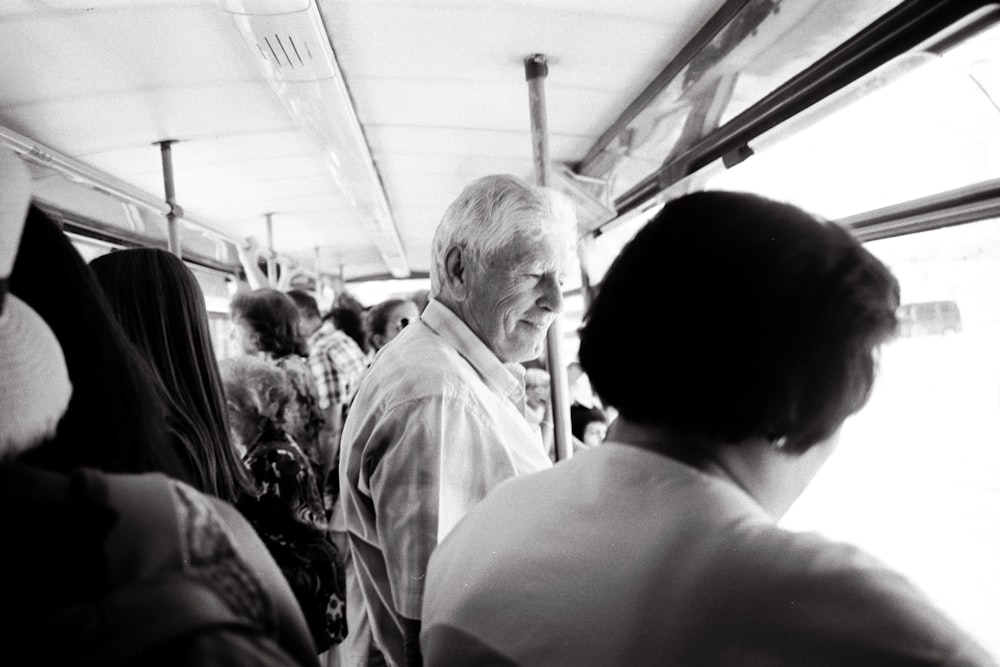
[{"left": 501, "top": 232, "right": 573, "bottom": 267}]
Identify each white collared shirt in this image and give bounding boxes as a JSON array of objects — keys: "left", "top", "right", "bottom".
[{"left": 339, "top": 298, "right": 551, "bottom": 666}]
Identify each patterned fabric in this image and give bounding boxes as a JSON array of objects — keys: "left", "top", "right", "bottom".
[
  {"left": 240, "top": 433, "right": 348, "bottom": 652},
  {"left": 172, "top": 480, "right": 271, "bottom": 632},
  {"left": 307, "top": 322, "right": 368, "bottom": 413},
  {"left": 340, "top": 299, "right": 551, "bottom": 667},
  {"left": 0, "top": 465, "right": 320, "bottom": 666},
  {"left": 272, "top": 354, "right": 326, "bottom": 474}
]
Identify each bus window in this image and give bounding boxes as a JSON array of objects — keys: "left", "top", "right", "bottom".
[
  {"left": 898, "top": 300, "right": 964, "bottom": 337},
  {"left": 781, "top": 217, "right": 1000, "bottom": 659},
  {"left": 703, "top": 17, "right": 1000, "bottom": 218},
  {"left": 187, "top": 264, "right": 240, "bottom": 361}
]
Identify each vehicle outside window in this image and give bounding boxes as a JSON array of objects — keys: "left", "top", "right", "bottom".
[{"left": 898, "top": 300, "right": 963, "bottom": 337}]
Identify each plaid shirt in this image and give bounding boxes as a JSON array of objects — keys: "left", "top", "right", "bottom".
[{"left": 307, "top": 321, "right": 369, "bottom": 412}]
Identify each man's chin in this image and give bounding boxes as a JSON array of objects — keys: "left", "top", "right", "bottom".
[{"left": 512, "top": 338, "right": 547, "bottom": 364}]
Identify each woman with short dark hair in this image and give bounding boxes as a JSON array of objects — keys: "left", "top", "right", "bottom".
[
  {"left": 420, "top": 191, "right": 994, "bottom": 665},
  {"left": 366, "top": 297, "right": 419, "bottom": 353}
]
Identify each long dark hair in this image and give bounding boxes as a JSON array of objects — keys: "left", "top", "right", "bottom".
[
  {"left": 91, "top": 248, "right": 255, "bottom": 503},
  {"left": 10, "top": 205, "right": 192, "bottom": 482}
]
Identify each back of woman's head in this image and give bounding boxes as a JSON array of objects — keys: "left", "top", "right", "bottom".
[
  {"left": 90, "top": 248, "right": 254, "bottom": 503},
  {"left": 230, "top": 288, "right": 306, "bottom": 358},
  {"left": 9, "top": 205, "right": 192, "bottom": 480},
  {"left": 579, "top": 191, "right": 899, "bottom": 453},
  {"left": 367, "top": 297, "right": 419, "bottom": 351},
  {"left": 329, "top": 305, "right": 368, "bottom": 353}
]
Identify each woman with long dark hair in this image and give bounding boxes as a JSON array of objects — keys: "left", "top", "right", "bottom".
[
  {"left": 2, "top": 143, "right": 318, "bottom": 664},
  {"left": 11, "top": 207, "right": 189, "bottom": 483},
  {"left": 90, "top": 248, "right": 254, "bottom": 505}
]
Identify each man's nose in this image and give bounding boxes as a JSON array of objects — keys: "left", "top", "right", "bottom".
[{"left": 539, "top": 274, "right": 564, "bottom": 313}]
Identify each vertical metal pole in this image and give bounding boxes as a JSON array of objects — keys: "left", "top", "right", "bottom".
[
  {"left": 158, "top": 140, "right": 181, "bottom": 258},
  {"left": 314, "top": 246, "right": 323, "bottom": 293},
  {"left": 579, "top": 234, "right": 596, "bottom": 312},
  {"left": 265, "top": 213, "right": 277, "bottom": 285},
  {"left": 525, "top": 53, "right": 573, "bottom": 463}
]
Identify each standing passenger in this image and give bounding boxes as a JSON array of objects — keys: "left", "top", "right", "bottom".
[
  {"left": 90, "top": 248, "right": 255, "bottom": 506},
  {"left": 340, "top": 174, "right": 576, "bottom": 667},
  {"left": 286, "top": 289, "right": 368, "bottom": 667},
  {"left": 230, "top": 289, "right": 327, "bottom": 478},
  {"left": 287, "top": 289, "right": 367, "bottom": 477},
  {"left": 337, "top": 294, "right": 420, "bottom": 667},
  {"left": 366, "top": 297, "right": 419, "bottom": 354},
  {"left": 419, "top": 191, "right": 997, "bottom": 666},
  {"left": 220, "top": 355, "right": 348, "bottom": 653},
  {"left": 1, "top": 145, "right": 319, "bottom": 665}
]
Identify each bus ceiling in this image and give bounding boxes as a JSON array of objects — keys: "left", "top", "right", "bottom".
[{"left": 1, "top": 1, "right": 998, "bottom": 281}]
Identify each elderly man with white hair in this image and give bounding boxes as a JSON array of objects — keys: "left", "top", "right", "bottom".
[{"left": 339, "top": 174, "right": 576, "bottom": 667}]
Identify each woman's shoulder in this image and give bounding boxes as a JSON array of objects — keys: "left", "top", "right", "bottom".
[
  {"left": 705, "top": 525, "right": 992, "bottom": 664},
  {"left": 13, "top": 469, "right": 319, "bottom": 666}
]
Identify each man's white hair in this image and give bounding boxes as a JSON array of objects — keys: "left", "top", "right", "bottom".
[{"left": 429, "top": 174, "right": 577, "bottom": 296}]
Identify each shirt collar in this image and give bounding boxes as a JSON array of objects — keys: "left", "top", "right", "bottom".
[
  {"left": 308, "top": 319, "right": 335, "bottom": 346},
  {"left": 421, "top": 299, "right": 526, "bottom": 410}
]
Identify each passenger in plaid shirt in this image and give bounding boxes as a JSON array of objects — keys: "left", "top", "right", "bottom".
[{"left": 288, "top": 290, "right": 367, "bottom": 475}]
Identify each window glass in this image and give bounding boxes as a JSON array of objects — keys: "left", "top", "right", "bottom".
[
  {"left": 782, "top": 218, "right": 1000, "bottom": 660},
  {"left": 705, "top": 20, "right": 1000, "bottom": 219},
  {"left": 187, "top": 264, "right": 241, "bottom": 361},
  {"left": 583, "top": 0, "right": 904, "bottom": 201},
  {"left": 66, "top": 234, "right": 113, "bottom": 264},
  {"left": 29, "top": 161, "right": 171, "bottom": 246}
]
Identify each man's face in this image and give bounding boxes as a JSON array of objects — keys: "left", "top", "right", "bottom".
[{"left": 463, "top": 232, "right": 569, "bottom": 363}]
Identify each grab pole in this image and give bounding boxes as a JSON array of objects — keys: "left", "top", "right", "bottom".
[
  {"left": 158, "top": 140, "right": 182, "bottom": 258},
  {"left": 525, "top": 53, "right": 573, "bottom": 462},
  {"left": 265, "top": 212, "right": 277, "bottom": 285}
]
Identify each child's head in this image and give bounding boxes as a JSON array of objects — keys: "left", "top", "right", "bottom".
[{"left": 570, "top": 404, "right": 609, "bottom": 448}]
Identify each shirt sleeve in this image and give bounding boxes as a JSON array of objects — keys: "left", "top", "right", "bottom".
[{"left": 308, "top": 347, "right": 335, "bottom": 411}]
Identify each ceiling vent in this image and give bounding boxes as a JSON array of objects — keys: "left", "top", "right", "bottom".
[{"left": 219, "top": 0, "right": 409, "bottom": 277}]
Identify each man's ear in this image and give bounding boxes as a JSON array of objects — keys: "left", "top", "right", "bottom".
[{"left": 443, "top": 244, "right": 469, "bottom": 300}]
